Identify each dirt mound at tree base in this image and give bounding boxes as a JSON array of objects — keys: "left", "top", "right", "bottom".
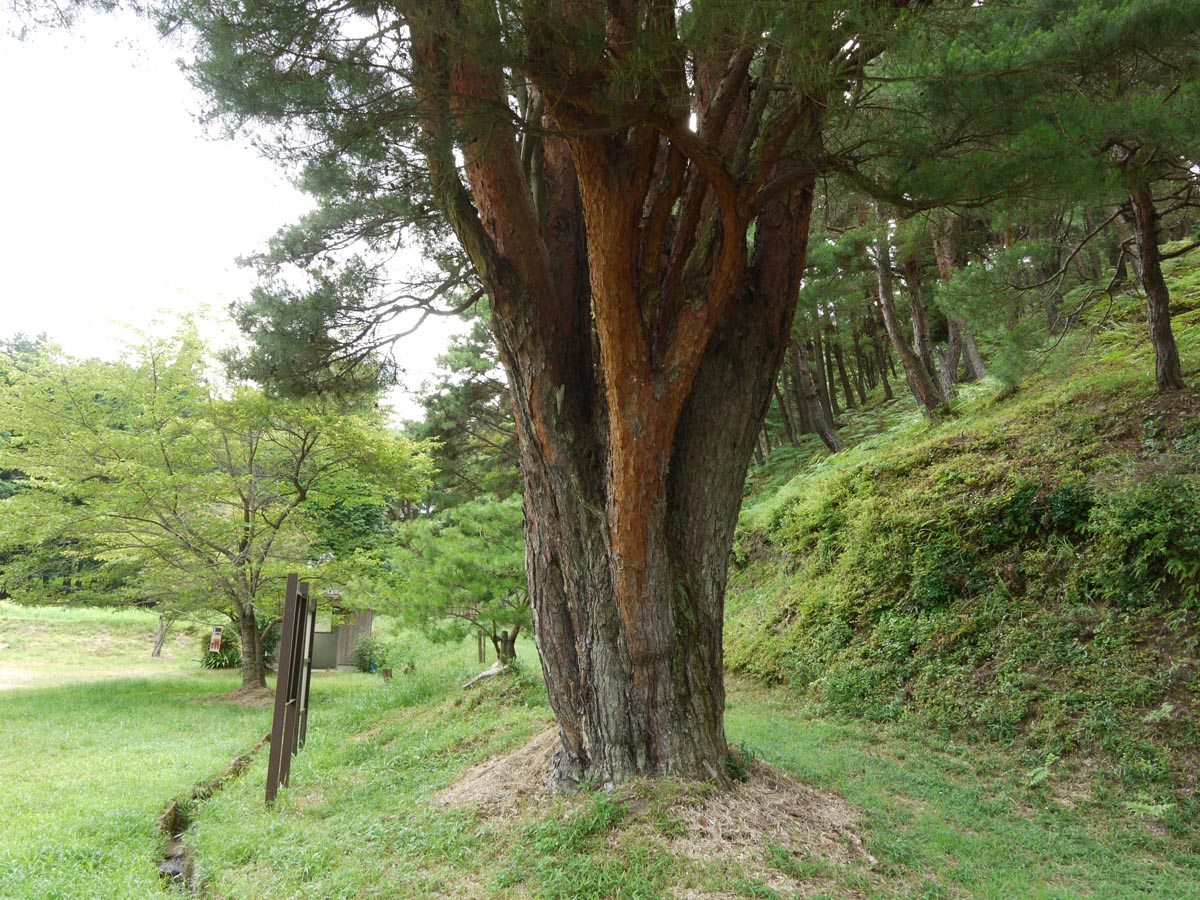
[
  {"left": 435, "top": 729, "right": 877, "bottom": 896},
  {"left": 434, "top": 727, "right": 560, "bottom": 813}
]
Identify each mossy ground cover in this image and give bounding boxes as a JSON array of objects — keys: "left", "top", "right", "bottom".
[{"left": 727, "top": 248, "right": 1200, "bottom": 823}]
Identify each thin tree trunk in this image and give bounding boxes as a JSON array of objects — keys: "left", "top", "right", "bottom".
[
  {"left": 809, "top": 332, "right": 835, "bottom": 423},
  {"left": 790, "top": 339, "right": 843, "bottom": 452},
  {"left": 237, "top": 604, "right": 268, "bottom": 690},
  {"left": 1083, "top": 211, "right": 1105, "bottom": 281},
  {"left": 1129, "top": 181, "right": 1186, "bottom": 390},
  {"left": 831, "top": 332, "right": 857, "bottom": 411},
  {"left": 784, "top": 350, "right": 814, "bottom": 434},
  {"left": 876, "top": 242, "right": 948, "bottom": 417},
  {"left": 821, "top": 322, "right": 842, "bottom": 416},
  {"left": 774, "top": 382, "right": 799, "bottom": 445},
  {"left": 870, "top": 311, "right": 894, "bottom": 400},
  {"left": 493, "top": 626, "right": 519, "bottom": 664},
  {"left": 903, "top": 254, "right": 938, "bottom": 381},
  {"left": 151, "top": 614, "right": 174, "bottom": 658},
  {"left": 850, "top": 324, "right": 870, "bottom": 402},
  {"left": 931, "top": 217, "right": 980, "bottom": 390}
]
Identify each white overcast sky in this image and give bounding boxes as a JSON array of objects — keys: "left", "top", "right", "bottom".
[{"left": 0, "top": 8, "right": 458, "bottom": 419}]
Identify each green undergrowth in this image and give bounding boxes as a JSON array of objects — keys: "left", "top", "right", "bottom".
[
  {"left": 5, "top": 609, "right": 1193, "bottom": 897},
  {"left": 728, "top": 248, "right": 1200, "bottom": 813}
]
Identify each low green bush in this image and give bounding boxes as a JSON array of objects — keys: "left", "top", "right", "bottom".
[
  {"left": 199, "top": 627, "right": 242, "bottom": 669},
  {"left": 1079, "top": 475, "right": 1200, "bottom": 610},
  {"left": 351, "top": 632, "right": 389, "bottom": 673}
]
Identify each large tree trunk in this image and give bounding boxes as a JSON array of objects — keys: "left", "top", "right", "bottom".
[
  {"left": 961, "top": 330, "right": 987, "bottom": 382},
  {"left": 937, "top": 321, "right": 964, "bottom": 398},
  {"left": 407, "top": 5, "right": 828, "bottom": 786},
  {"left": 1128, "top": 181, "right": 1186, "bottom": 391},
  {"left": 512, "top": 157, "right": 816, "bottom": 785}
]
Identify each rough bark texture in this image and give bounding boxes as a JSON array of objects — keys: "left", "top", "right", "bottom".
[
  {"left": 1129, "top": 181, "right": 1186, "bottom": 391},
  {"left": 937, "top": 322, "right": 964, "bottom": 398},
  {"left": 961, "top": 330, "right": 987, "bottom": 382},
  {"left": 399, "top": 0, "right": 846, "bottom": 786}
]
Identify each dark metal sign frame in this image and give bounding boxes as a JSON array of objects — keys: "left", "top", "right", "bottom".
[{"left": 265, "top": 573, "right": 316, "bottom": 804}]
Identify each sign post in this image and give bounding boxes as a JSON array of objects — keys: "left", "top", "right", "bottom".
[{"left": 265, "top": 574, "right": 314, "bottom": 804}]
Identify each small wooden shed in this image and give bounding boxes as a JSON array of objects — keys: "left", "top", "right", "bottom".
[{"left": 311, "top": 609, "right": 374, "bottom": 670}]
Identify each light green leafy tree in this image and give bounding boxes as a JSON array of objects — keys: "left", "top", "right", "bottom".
[{"left": 0, "top": 324, "right": 430, "bottom": 687}]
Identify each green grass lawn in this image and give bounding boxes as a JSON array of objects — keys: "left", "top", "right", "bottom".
[
  {"left": 1, "top": 606, "right": 1197, "bottom": 899},
  {"left": 0, "top": 602, "right": 204, "bottom": 688},
  {"left": 0, "top": 604, "right": 271, "bottom": 900},
  {"left": 181, "top": 635, "right": 1200, "bottom": 899}
]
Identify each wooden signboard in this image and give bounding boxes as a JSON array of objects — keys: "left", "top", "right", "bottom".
[{"left": 265, "top": 574, "right": 316, "bottom": 804}]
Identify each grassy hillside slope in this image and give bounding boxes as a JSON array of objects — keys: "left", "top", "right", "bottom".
[
  {"left": 727, "top": 248, "right": 1200, "bottom": 818},
  {"left": 184, "top": 633, "right": 1200, "bottom": 899}
]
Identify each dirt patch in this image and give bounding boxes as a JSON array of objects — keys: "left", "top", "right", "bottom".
[
  {"left": 433, "top": 727, "right": 560, "bottom": 815},
  {"left": 436, "top": 729, "right": 880, "bottom": 896},
  {"left": 197, "top": 686, "right": 275, "bottom": 708},
  {"left": 0, "top": 667, "right": 42, "bottom": 690}
]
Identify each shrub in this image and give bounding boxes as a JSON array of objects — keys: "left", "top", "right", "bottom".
[
  {"left": 1082, "top": 476, "right": 1200, "bottom": 610},
  {"left": 199, "top": 627, "right": 242, "bottom": 669},
  {"left": 351, "top": 632, "right": 389, "bottom": 673}
]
